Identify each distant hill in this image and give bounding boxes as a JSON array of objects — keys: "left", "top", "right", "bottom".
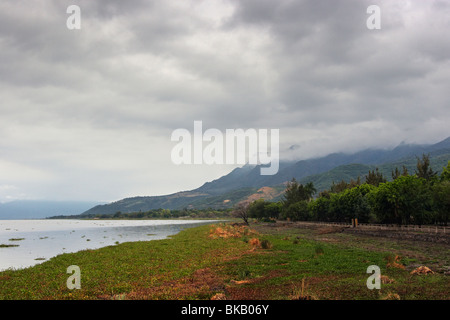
[
  {"left": 80, "top": 137, "right": 450, "bottom": 216},
  {"left": 197, "top": 136, "right": 450, "bottom": 194},
  {"left": 297, "top": 150, "right": 450, "bottom": 193},
  {"left": 0, "top": 200, "right": 104, "bottom": 219}
]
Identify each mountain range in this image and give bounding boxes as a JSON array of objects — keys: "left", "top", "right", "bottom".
[{"left": 81, "top": 136, "right": 450, "bottom": 216}]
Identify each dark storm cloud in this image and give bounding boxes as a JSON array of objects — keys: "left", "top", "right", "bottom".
[
  {"left": 0, "top": 0, "right": 449, "bottom": 201},
  {"left": 222, "top": 0, "right": 450, "bottom": 135}
]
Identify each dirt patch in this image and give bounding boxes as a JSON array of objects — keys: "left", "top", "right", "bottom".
[
  {"left": 286, "top": 275, "right": 343, "bottom": 300},
  {"left": 224, "top": 270, "right": 288, "bottom": 300},
  {"left": 346, "top": 228, "right": 450, "bottom": 244},
  {"left": 124, "top": 267, "right": 289, "bottom": 300},
  {"left": 191, "top": 267, "right": 226, "bottom": 291},
  {"left": 222, "top": 247, "right": 275, "bottom": 263},
  {"left": 317, "top": 226, "right": 348, "bottom": 235},
  {"left": 118, "top": 267, "right": 226, "bottom": 300},
  {"left": 224, "top": 285, "right": 272, "bottom": 300},
  {"left": 255, "top": 221, "right": 449, "bottom": 269},
  {"left": 244, "top": 187, "right": 283, "bottom": 203},
  {"left": 209, "top": 224, "right": 258, "bottom": 239}
]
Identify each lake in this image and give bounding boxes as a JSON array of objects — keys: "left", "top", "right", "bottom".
[{"left": 0, "top": 219, "right": 217, "bottom": 272}]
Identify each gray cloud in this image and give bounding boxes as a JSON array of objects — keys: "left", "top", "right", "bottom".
[{"left": 0, "top": 0, "right": 449, "bottom": 202}]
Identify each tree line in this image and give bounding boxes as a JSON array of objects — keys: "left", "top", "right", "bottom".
[
  {"left": 238, "top": 155, "right": 450, "bottom": 226},
  {"left": 49, "top": 208, "right": 233, "bottom": 220}
]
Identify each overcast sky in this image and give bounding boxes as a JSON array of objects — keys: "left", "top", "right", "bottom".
[{"left": 1, "top": 0, "right": 449, "bottom": 203}]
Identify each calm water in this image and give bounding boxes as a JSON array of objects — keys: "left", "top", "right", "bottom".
[{"left": 0, "top": 219, "right": 216, "bottom": 271}]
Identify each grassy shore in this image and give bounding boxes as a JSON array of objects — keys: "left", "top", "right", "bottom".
[{"left": 0, "top": 221, "right": 448, "bottom": 300}]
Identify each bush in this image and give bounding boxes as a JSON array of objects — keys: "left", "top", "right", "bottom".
[
  {"left": 248, "top": 200, "right": 282, "bottom": 221},
  {"left": 309, "top": 196, "right": 330, "bottom": 221},
  {"left": 369, "top": 176, "right": 431, "bottom": 225},
  {"left": 432, "top": 180, "right": 450, "bottom": 225},
  {"left": 282, "top": 201, "right": 311, "bottom": 221}
]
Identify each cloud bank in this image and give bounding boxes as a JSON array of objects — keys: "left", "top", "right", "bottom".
[{"left": 0, "top": 0, "right": 449, "bottom": 202}]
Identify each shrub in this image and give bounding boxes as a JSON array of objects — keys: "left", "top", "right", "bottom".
[{"left": 282, "top": 201, "right": 311, "bottom": 221}]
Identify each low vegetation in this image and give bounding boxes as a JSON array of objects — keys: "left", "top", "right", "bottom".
[{"left": 0, "top": 221, "right": 448, "bottom": 300}]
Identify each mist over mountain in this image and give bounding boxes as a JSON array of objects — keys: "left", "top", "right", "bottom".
[
  {"left": 197, "top": 136, "right": 450, "bottom": 194},
  {"left": 80, "top": 136, "right": 450, "bottom": 216}
]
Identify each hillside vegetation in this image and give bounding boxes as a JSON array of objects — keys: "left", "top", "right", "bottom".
[
  {"left": 245, "top": 156, "right": 450, "bottom": 226},
  {"left": 79, "top": 139, "right": 450, "bottom": 217}
]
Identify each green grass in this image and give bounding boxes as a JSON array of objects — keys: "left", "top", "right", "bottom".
[
  {"left": 0, "top": 222, "right": 448, "bottom": 300},
  {"left": 0, "top": 224, "right": 248, "bottom": 300},
  {"left": 214, "top": 223, "right": 449, "bottom": 300},
  {"left": 218, "top": 233, "right": 388, "bottom": 298}
]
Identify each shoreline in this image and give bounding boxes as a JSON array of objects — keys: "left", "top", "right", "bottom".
[
  {"left": 0, "top": 221, "right": 448, "bottom": 300},
  {"left": 0, "top": 219, "right": 219, "bottom": 272}
]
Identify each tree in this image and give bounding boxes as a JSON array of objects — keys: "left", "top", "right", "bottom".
[
  {"left": 330, "top": 180, "right": 349, "bottom": 194},
  {"left": 248, "top": 199, "right": 267, "bottom": 220},
  {"left": 264, "top": 202, "right": 282, "bottom": 220},
  {"left": 309, "top": 196, "right": 331, "bottom": 221},
  {"left": 304, "top": 182, "right": 317, "bottom": 200},
  {"left": 282, "top": 201, "right": 310, "bottom": 221},
  {"left": 318, "top": 189, "right": 331, "bottom": 199},
  {"left": 282, "top": 179, "right": 316, "bottom": 208},
  {"left": 281, "top": 179, "right": 316, "bottom": 221},
  {"left": 432, "top": 180, "right": 450, "bottom": 225},
  {"left": 365, "top": 168, "right": 386, "bottom": 186},
  {"left": 368, "top": 182, "right": 399, "bottom": 224},
  {"left": 282, "top": 178, "right": 301, "bottom": 207},
  {"left": 329, "top": 177, "right": 360, "bottom": 193},
  {"left": 348, "top": 184, "right": 376, "bottom": 223},
  {"left": 415, "top": 153, "right": 437, "bottom": 181},
  {"left": 440, "top": 161, "right": 450, "bottom": 181},
  {"left": 325, "top": 185, "right": 374, "bottom": 223},
  {"left": 392, "top": 165, "right": 409, "bottom": 180},
  {"left": 247, "top": 199, "right": 281, "bottom": 221},
  {"left": 368, "top": 176, "right": 430, "bottom": 225},
  {"left": 232, "top": 202, "right": 250, "bottom": 225},
  {"left": 328, "top": 192, "right": 351, "bottom": 223}
]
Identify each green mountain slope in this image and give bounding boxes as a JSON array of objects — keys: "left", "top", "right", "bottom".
[
  {"left": 80, "top": 138, "right": 450, "bottom": 215},
  {"left": 298, "top": 151, "right": 450, "bottom": 194}
]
